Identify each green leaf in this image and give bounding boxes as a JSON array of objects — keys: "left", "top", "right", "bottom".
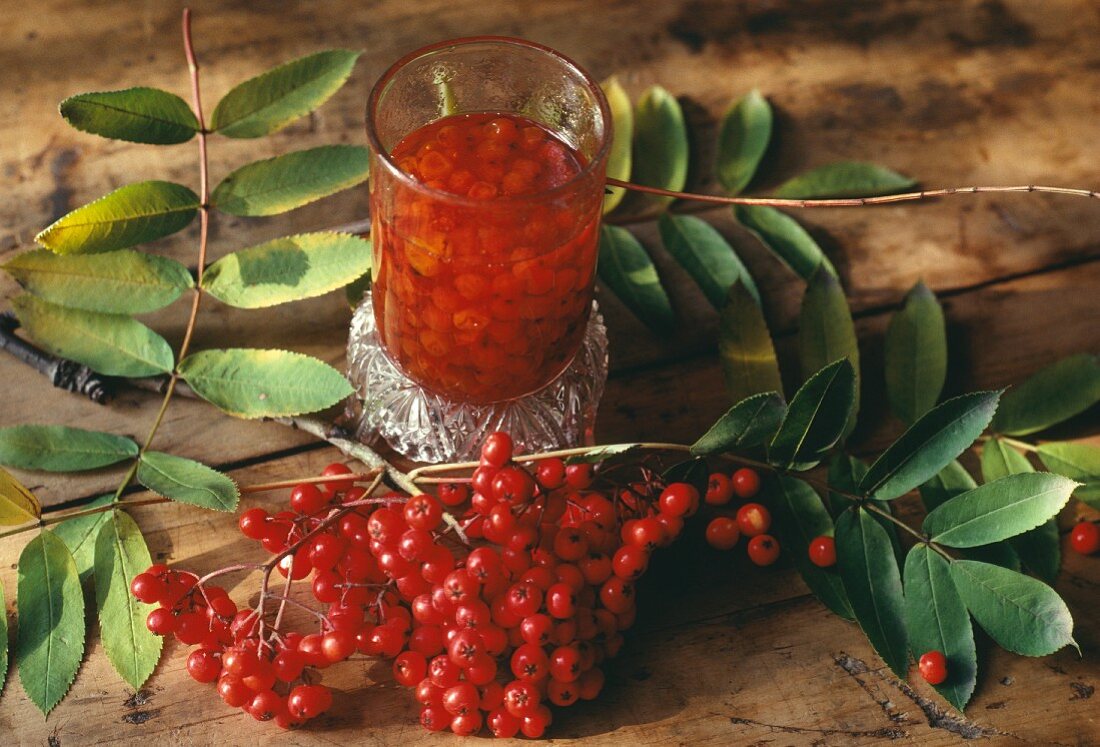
[
  {"left": 345, "top": 268, "right": 372, "bottom": 309},
  {"left": 95, "top": 510, "right": 162, "bottom": 688},
  {"left": 661, "top": 457, "right": 709, "bottom": 500},
  {"left": 631, "top": 86, "right": 688, "bottom": 207},
  {"left": 212, "top": 145, "right": 371, "bottom": 217},
  {"left": 3, "top": 249, "right": 194, "bottom": 314},
  {"left": 835, "top": 508, "right": 908, "bottom": 678},
  {"left": 903, "top": 545, "right": 976, "bottom": 711},
  {"left": 919, "top": 460, "right": 977, "bottom": 512},
  {"left": 178, "top": 348, "right": 354, "bottom": 419},
  {"left": 0, "top": 578, "right": 7, "bottom": 692},
  {"left": 691, "top": 392, "right": 786, "bottom": 456},
  {"left": 769, "top": 476, "right": 853, "bottom": 619},
  {"left": 35, "top": 181, "right": 199, "bottom": 255},
  {"left": 923, "top": 473, "right": 1077, "bottom": 548},
  {"left": 12, "top": 295, "right": 173, "bottom": 377},
  {"left": 601, "top": 77, "right": 632, "bottom": 213},
  {"left": 59, "top": 87, "right": 198, "bottom": 144},
  {"left": 950, "top": 560, "right": 1074, "bottom": 656},
  {"left": 991, "top": 354, "right": 1100, "bottom": 436},
  {"left": 658, "top": 213, "right": 758, "bottom": 307},
  {"left": 210, "top": 49, "right": 361, "bottom": 138},
  {"left": 53, "top": 495, "right": 114, "bottom": 582},
  {"left": 733, "top": 205, "right": 836, "bottom": 280},
  {"left": 716, "top": 89, "right": 772, "bottom": 195},
  {"left": 203, "top": 232, "right": 372, "bottom": 309},
  {"left": 564, "top": 444, "right": 640, "bottom": 466},
  {"left": 596, "top": 226, "right": 675, "bottom": 333},
  {"left": 829, "top": 454, "right": 903, "bottom": 563},
  {"left": 768, "top": 359, "right": 856, "bottom": 471},
  {"left": 885, "top": 281, "right": 946, "bottom": 425},
  {"left": 799, "top": 268, "right": 860, "bottom": 439},
  {"left": 17, "top": 531, "right": 85, "bottom": 715},
  {"left": 981, "top": 437, "right": 1033, "bottom": 482},
  {"left": 860, "top": 391, "right": 1001, "bottom": 500},
  {"left": 137, "top": 452, "right": 239, "bottom": 512},
  {"left": 774, "top": 161, "right": 916, "bottom": 199},
  {"left": 0, "top": 426, "right": 138, "bottom": 472},
  {"left": 965, "top": 542, "right": 1021, "bottom": 572},
  {"left": 718, "top": 280, "right": 783, "bottom": 405},
  {"left": 1036, "top": 442, "right": 1100, "bottom": 509},
  {"left": 0, "top": 467, "right": 41, "bottom": 526}
]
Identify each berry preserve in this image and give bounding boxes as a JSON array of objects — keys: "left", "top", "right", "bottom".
[{"left": 370, "top": 111, "right": 604, "bottom": 403}]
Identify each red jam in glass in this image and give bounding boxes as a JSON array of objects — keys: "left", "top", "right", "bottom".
[{"left": 371, "top": 112, "right": 603, "bottom": 403}]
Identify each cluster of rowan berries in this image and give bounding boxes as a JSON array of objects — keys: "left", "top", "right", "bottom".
[{"left": 701, "top": 469, "right": 780, "bottom": 565}]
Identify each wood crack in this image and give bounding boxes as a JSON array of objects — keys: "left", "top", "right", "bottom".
[{"left": 729, "top": 715, "right": 907, "bottom": 740}]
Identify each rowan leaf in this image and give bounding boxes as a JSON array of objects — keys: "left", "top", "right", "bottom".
[
  {"left": 210, "top": 49, "right": 361, "bottom": 138},
  {"left": 799, "top": 268, "right": 860, "bottom": 438},
  {"left": 950, "top": 560, "right": 1074, "bottom": 656},
  {"left": 658, "top": 213, "right": 758, "bottom": 307},
  {"left": 768, "top": 359, "right": 856, "bottom": 471},
  {"left": 919, "top": 460, "right": 977, "bottom": 512},
  {"left": 12, "top": 295, "right": 174, "bottom": 377},
  {"left": 991, "top": 354, "right": 1100, "bottom": 436},
  {"left": 718, "top": 280, "right": 783, "bottom": 405},
  {"left": 178, "top": 348, "right": 353, "bottom": 419},
  {"left": 95, "top": 510, "right": 162, "bottom": 688},
  {"left": 733, "top": 205, "right": 836, "bottom": 280},
  {"left": 35, "top": 181, "right": 199, "bottom": 255},
  {"left": 829, "top": 454, "right": 903, "bottom": 563},
  {"left": 0, "top": 425, "right": 138, "bottom": 472},
  {"left": 597, "top": 226, "right": 675, "bottom": 333},
  {"left": 52, "top": 495, "right": 114, "bottom": 582},
  {"left": 1036, "top": 442, "right": 1100, "bottom": 509},
  {"left": 981, "top": 437, "right": 1033, "bottom": 483},
  {"left": 774, "top": 161, "right": 915, "bottom": 199},
  {"left": 885, "top": 281, "right": 946, "bottom": 425},
  {"left": 691, "top": 391, "right": 786, "bottom": 456},
  {"left": 601, "top": 76, "right": 632, "bottom": 213},
  {"left": 860, "top": 391, "right": 1001, "bottom": 500},
  {"left": 17, "top": 531, "right": 85, "bottom": 715},
  {"left": 212, "top": 145, "right": 370, "bottom": 217},
  {"left": 716, "top": 89, "right": 772, "bottom": 195},
  {"left": 59, "top": 87, "right": 198, "bottom": 144},
  {"left": 835, "top": 507, "right": 908, "bottom": 678},
  {"left": 0, "top": 467, "right": 40, "bottom": 527},
  {"left": 137, "top": 452, "right": 239, "bottom": 512},
  {"left": 631, "top": 86, "right": 688, "bottom": 207},
  {"left": 903, "top": 545, "right": 976, "bottom": 711}
]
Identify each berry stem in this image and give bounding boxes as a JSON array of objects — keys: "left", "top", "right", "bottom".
[
  {"left": 240, "top": 470, "right": 382, "bottom": 495},
  {"left": 262, "top": 592, "right": 327, "bottom": 623}
]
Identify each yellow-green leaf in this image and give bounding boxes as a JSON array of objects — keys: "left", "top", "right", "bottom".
[
  {"left": 1036, "top": 442, "right": 1100, "bottom": 509},
  {"left": 59, "top": 87, "right": 198, "bottom": 144},
  {"left": 601, "top": 76, "right": 632, "bottom": 213},
  {"left": 35, "top": 181, "right": 199, "bottom": 255},
  {"left": 0, "top": 425, "right": 138, "bottom": 472},
  {"left": 137, "top": 452, "right": 239, "bottom": 512},
  {"left": 53, "top": 495, "right": 114, "bottom": 582},
  {"left": 210, "top": 49, "right": 361, "bottom": 138},
  {"left": 733, "top": 205, "right": 836, "bottom": 280},
  {"left": 991, "top": 354, "right": 1100, "bottom": 436},
  {"left": 774, "top": 161, "right": 915, "bottom": 199},
  {"left": 885, "top": 281, "right": 946, "bottom": 425},
  {"left": 716, "top": 89, "right": 772, "bottom": 195},
  {"left": 597, "top": 225, "right": 675, "bottom": 333},
  {"left": 0, "top": 467, "right": 40, "bottom": 526},
  {"left": 631, "top": 85, "right": 688, "bottom": 208},
  {"left": 12, "top": 295, "right": 173, "bottom": 377},
  {"left": 718, "top": 280, "right": 783, "bottom": 405}
]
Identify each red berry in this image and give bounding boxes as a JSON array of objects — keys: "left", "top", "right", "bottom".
[
  {"left": 289, "top": 483, "right": 327, "bottom": 515},
  {"left": 146, "top": 607, "right": 176, "bottom": 635},
  {"left": 419, "top": 705, "right": 448, "bottom": 732},
  {"left": 503, "top": 679, "right": 541, "bottom": 718},
  {"left": 705, "top": 517, "right": 741, "bottom": 550},
  {"left": 553, "top": 527, "right": 589, "bottom": 561},
  {"left": 658, "top": 482, "right": 699, "bottom": 518},
  {"left": 319, "top": 463, "right": 356, "bottom": 495},
  {"left": 129, "top": 572, "right": 165, "bottom": 604},
  {"left": 521, "top": 705, "right": 552, "bottom": 738},
  {"left": 405, "top": 494, "right": 443, "bottom": 531},
  {"left": 545, "top": 583, "right": 578, "bottom": 619},
  {"left": 488, "top": 707, "right": 521, "bottom": 738},
  {"left": 491, "top": 466, "right": 536, "bottom": 505},
  {"left": 548, "top": 677, "right": 579, "bottom": 706},
  {"left": 237, "top": 507, "right": 268, "bottom": 540},
  {"left": 429, "top": 655, "right": 461, "bottom": 688},
  {"left": 918, "top": 650, "right": 948, "bottom": 685},
  {"left": 321, "top": 629, "right": 357, "bottom": 663},
  {"left": 624, "top": 517, "right": 665, "bottom": 551},
  {"left": 273, "top": 650, "right": 304, "bottom": 682},
  {"left": 732, "top": 467, "right": 761, "bottom": 498},
  {"left": 564, "top": 463, "right": 594, "bottom": 490},
  {"left": 1070, "top": 521, "right": 1100, "bottom": 555},
  {"left": 249, "top": 689, "right": 283, "bottom": 722},
  {"left": 747, "top": 534, "right": 780, "bottom": 566},
  {"left": 217, "top": 675, "right": 252, "bottom": 708},
  {"left": 599, "top": 576, "right": 635, "bottom": 614},
  {"left": 481, "top": 431, "right": 514, "bottom": 468},
  {"left": 548, "top": 645, "right": 582, "bottom": 682},
  {"left": 287, "top": 684, "right": 332, "bottom": 719},
  {"left": 736, "top": 502, "right": 771, "bottom": 537},
  {"left": 705, "top": 473, "right": 735, "bottom": 505},
  {"left": 442, "top": 682, "right": 480, "bottom": 716},
  {"left": 451, "top": 710, "right": 483, "bottom": 736},
  {"left": 307, "top": 534, "right": 345, "bottom": 571},
  {"left": 808, "top": 535, "right": 837, "bottom": 567},
  {"left": 611, "top": 545, "right": 649, "bottom": 580},
  {"left": 186, "top": 649, "right": 221, "bottom": 683},
  {"left": 535, "top": 458, "right": 566, "bottom": 489},
  {"left": 577, "top": 667, "right": 605, "bottom": 700},
  {"left": 437, "top": 482, "right": 470, "bottom": 507}
]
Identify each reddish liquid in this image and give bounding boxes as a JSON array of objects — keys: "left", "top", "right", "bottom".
[{"left": 371, "top": 112, "right": 602, "bottom": 403}]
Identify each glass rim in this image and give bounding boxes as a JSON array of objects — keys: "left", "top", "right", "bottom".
[{"left": 365, "top": 35, "right": 613, "bottom": 208}]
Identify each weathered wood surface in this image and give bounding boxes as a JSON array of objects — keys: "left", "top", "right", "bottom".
[{"left": 1, "top": 0, "right": 1098, "bottom": 744}]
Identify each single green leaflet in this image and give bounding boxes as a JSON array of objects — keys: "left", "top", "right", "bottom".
[
  {"left": 35, "top": 181, "right": 199, "bottom": 255},
  {"left": 210, "top": 49, "right": 361, "bottom": 137},
  {"left": 2, "top": 249, "right": 193, "bottom": 315},
  {"left": 59, "top": 87, "right": 198, "bottom": 144},
  {"left": 991, "top": 354, "right": 1100, "bottom": 436},
  {"left": 828, "top": 454, "right": 902, "bottom": 564},
  {"left": 52, "top": 494, "right": 114, "bottom": 582},
  {"left": 211, "top": 145, "right": 370, "bottom": 217},
  {"left": 768, "top": 359, "right": 856, "bottom": 471},
  {"left": 919, "top": 460, "right": 977, "bottom": 512},
  {"left": 835, "top": 507, "right": 909, "bottom": 678},
  {"left": 884, "top": 281, "right": 946, "bottom": 425},
  {"left": 716, "top": 89, "right": 772, "bottom": 195},
  {"left": 597, "top": 225, "right": 675, "bottom": 333},
  {"left": 0, "top": 425, "right": 137, "bottom": 472},
  {"left": 12, "top": 295, "right": 174, "bottom": 378},
  {"left": 950, "top": 560, "right": 1074, "bottom": 657},
  {"left": 631, "top": 86, "right": 688, "bottom": 207},
  {"left": 903, "top": 545, "right": 976, "bottom": 711},
  {"left": 860, "top": 391, "right": 1001, "bottom": 500},
  {"left": 1036, "top": 441, "right": 1100, "bottom": 508},
  {"left": 691, "top": 391, "right": 786, "bottom": 456},
  {"left": 799, "top": 268, "right": 860, "bottom": 439},
  {"left": 601, "top": 76, "right": 633, "bottom": 213},
  {"left": 733, "top": 205, "right": 836, "bottom": 280},
  {"left": 769, "top": 476, "right": 853, "bottom": 619},
  {"left": 95, "top": 510, "right": 162, "bottom": 688},
  {"left": 718, "top": 280, "right": 783, "bottom": 405},
  {"left": 658, "top": 213, "right": 758, "bottom": 307},
  {"left": 774, "top": 161, "right": 915, "bottom": 199},
  {"left": 17, "top": 531, "right": 85, "bottom": 715},
  {"left": 137, "top": 452, "right": 239, "bottom": 512}
]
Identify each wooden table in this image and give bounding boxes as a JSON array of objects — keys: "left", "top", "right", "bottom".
[{"left": 1, "top": 0, "right": 1098, "bottom": 743}]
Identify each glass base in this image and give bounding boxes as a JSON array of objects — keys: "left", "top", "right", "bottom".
[{"left": 345, "top": 291, "right": 609, "bottom": 464}]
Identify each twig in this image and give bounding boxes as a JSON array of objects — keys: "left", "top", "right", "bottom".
[{"left": 0, "top": 313, "right": 112, "bottom": 403}]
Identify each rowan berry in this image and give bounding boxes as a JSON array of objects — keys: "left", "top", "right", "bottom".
[
  {"left": 437, "top": 482, "right": 469, "bottom": 507},
  {"left": 612, "top": 545, "right": 649, "bottom": 580},
  {"left": 481, "top": 431, "right": 514, "bottom": 468},
  {"left": 747, "top": 534, "right": 780, "bottom": 566},
  {"left": 287, "top": 684, "right": 332, "bottom": 719},
  {"left": 705, "top": 473, "right": 735, "bottom": 505},
  {"left": 809, "top": 535, "right": 837, "bottom": 567},
  {"left": 491, "top": 466, "right": 536, "bottom": 505},
  {"left": 319, "top": 463, "right": 356, "bottom": 495},
  {"left": 186, "top": 649, "right": 221, "bottom": 683},
  {"left": 488, "top": 707, "right": 522, "bottom": 738},
  {"left": 130, "top": 572, "right": 165, "bottom": 604},
  {"left": 451, "top": 710, "right": 484, "bottom": 736},
  {"left": 564, "top": 463, "right": 594, "bottom": 490},
  {"left": 919, "top": 650, "right": 948, "bottom": 685},
  {"left": 289, "top": 483, "right": 327, "bottom": 515},
  {"left": 736, "top": 502, "right": 772, "bottom": 536},
  {"left": 405, "top": 493, "right": 443, "bottom": 531},
  {"left": 658, "top": 482, "right": 699, "bottom": 517},
  {"left": 732, "top": 467, "right": 761, "bottom": 498},
  {"left": 1070, "top": 521, "right": 1100, "bottom": 555},
  {"left": 535, "top": 457, "right": 566, "bottom": 489},
  {"left": 237, "top": 507, "right": 269, "bottom": 540},
  {"left": 705, "top": 517, "right": 741, "bottom": 550}
]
